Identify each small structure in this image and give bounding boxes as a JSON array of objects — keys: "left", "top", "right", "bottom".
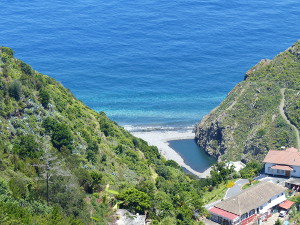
[
  {"left": 285, "top": 177, "right": 300, "bottom": 191},
  {"left": 263, "top": 147, "right": 300, "bottom": 177},
  {"left": 278, "top": 200, "right": 295, "bottom": 211},
  {"left": 114, "top": 209, "right": 146, "bottom": 225},
  {"left": 208, "top": 181, "right": 287, "bottom": 225},
  {"left": 226, "top": 161, "right": 246, "bottom": 172}
]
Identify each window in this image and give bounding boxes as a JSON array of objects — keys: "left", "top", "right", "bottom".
[
  {"left": 241, "top": 213, "right": 248, "bottom": 220},
  {"left": 268, "top": 167, "right": 272, "bottom": 172},
  {"left": 277, "top": 169, "right": 284, "bottom": 174},
  {"left": 277, "top": 170, "right": 284, "bottom": 174},
  {"left": 249, "top": 209, "right": 255, "bottom": 216}
]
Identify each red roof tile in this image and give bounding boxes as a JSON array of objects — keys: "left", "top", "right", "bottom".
[
  {"left": 279, "top": 200, "right": 295, "bottom": 210},
  {"left": 209, "top": 207, "right": 239, "bottom": 220},
  {"left": 286, "top": 147, "right": 298, "bottom": 152},
  {"left": 271, "top": 165, "right": 293, "bottom": 171},
  {"left": 263, "top": 149, "right": 300, "bottom": 166}
]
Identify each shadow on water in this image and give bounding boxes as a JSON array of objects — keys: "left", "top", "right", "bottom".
[{"left": 168, "top": 139, "right": 216, "bottom": 173}]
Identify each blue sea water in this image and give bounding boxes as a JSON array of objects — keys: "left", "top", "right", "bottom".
[{"left": 1, "top": 0, "right": 300, "bottom": 129}]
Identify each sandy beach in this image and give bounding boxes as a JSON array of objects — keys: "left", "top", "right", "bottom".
[{"left": 130, "top": 130, "right": 212, "bottom": 178}]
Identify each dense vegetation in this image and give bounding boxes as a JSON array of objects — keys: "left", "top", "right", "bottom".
[
  {"left": 0, "top": 47, "right": 217, "bottom": 224},
  {"left": 195, "top": 40, "right": 300, "bottom": 162}
]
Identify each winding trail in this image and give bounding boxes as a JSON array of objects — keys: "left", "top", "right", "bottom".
[
  {"left": 227, "top": 87, "right": 245, "bottom": 111},
  {"left": 279, "top": 88, "right": 300, "bottom": 150}
]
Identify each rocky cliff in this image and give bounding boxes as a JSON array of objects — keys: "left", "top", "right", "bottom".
[{"left": 195, "top": 40, "right": 300, "bottom": 162}]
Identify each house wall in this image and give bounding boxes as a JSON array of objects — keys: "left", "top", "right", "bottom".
[
  {"left": 210, "top": 213, "right": 236, "bottom": 224},
  {"left": 264, "top": 163, "right": 300, "bottom": 177},
  {"left": 259, "top": 192, "right": 286, "bottom": 214},
  {"left": 293, "top": 166, "right": 300, "bottom": 177},
  {"left": 240, "top": 214, "right": 257, "bottom": 225}
]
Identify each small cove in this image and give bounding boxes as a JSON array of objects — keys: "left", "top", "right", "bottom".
[{"left": 168, "top": 139, "right": 216, "bottom": 173}]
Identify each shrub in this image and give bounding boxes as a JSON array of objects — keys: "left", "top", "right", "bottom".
[
  {"left": 226, "top": 181, "right": 235, "bottom": 188},
  {"left": 13, "top": 134, "right": 41, "bottom": 159},
  {"left": 9, "top": 80, "right": 22, "bottom": 101},
  {"left": 1, "top": 47, "right": 14, "bottom": 57},
  {"left": 156, "top": 165, "right": 172, "bottom": 180},
  {"left": 42, "top": 118, "right": 73, "bottom": 150},
  {"left": 165, "top": 160, "right": 181, "bottom": 169},
  {"left": 9, "top": 176, "right": 31, "bottom": 199},
  {"left": 51, "top": 124, "right": 73, "bottom": 150},
  {"left": 20, "top": 61, "right": 32, "bottom": 75},
  {"left": 39, "top": 89, "right": 50, "bottom": 108},
  {"left": 0, "top": 177, "right": 11, "bottom": 195}
]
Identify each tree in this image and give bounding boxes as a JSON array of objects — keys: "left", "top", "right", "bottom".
[
  {"left": 240, "top": 161, "right": 263, "bottom": 178},
  {"left": 248, "top": 177, "right": 254, "bottom": 185},
  {"left": 117, "top": 188, "right": 151, "bottom": 214},
  {"left": 32, "top": 139, "right": 70, "bottom": 203},
  {"left": 275, "top": 218, "right": 282, "bottom": 225},
  {"left": 242, "top": 169, "right": 255, "bottom": 179}
]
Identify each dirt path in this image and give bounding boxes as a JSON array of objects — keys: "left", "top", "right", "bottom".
[
  {"left": 279, "top": 88, "right": 300, "bottom": 150},
  {"left": 227, "top": 87, "right": 245, "bottom": 111}
]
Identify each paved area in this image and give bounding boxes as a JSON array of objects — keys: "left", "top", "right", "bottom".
[
  {"left": 225, "top": 179, "right": 249, "bottom": 199},
  {"left": 204, "top": 199, "right": 221, "bottom": 209},
  {"left": 258, "top": 176, "right": 289, "bottom": 186},
  {"left": 201, "top": 218, "right": 219, "bottom": 225},
  {"left": 260, "top": 212, "right": 287, "bottom": 225}
]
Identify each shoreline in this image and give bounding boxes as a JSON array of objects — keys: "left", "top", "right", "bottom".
[{"left": 130, "top": 129, "right": 212, "bottom": 178}]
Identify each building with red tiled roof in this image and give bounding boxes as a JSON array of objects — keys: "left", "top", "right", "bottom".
[
  {"left": 263, "top": 147, "right": 300, "bottom": 177},
  {"left": 208, "top": 182, "right": 286, "bottom": 225}
]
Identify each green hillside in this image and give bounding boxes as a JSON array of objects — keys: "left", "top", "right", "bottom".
[
  {"left": 0, "top": 47, "right": 207, "bottom": 225},
  {"left": 195, "top": 40, "right": 300, "bottom": 162}
]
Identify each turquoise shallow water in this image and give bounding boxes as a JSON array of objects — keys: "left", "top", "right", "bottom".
[{"left": 1, "top": 0, "right": 300, "bottom": 129}]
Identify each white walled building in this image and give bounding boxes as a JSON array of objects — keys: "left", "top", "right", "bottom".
[
  {"left": 263, "top": 147, "right": 300, "bottom": 177},
  {"left": 208, "top": 181, "right": 286, "bottom": 225}
]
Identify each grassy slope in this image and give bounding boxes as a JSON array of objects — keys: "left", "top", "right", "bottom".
[
  {"left": 195, "top": 40, "right": 300, "bottom": 162},
  {"left": 0, "top": 47, "right": 205, "bottom": 225}
]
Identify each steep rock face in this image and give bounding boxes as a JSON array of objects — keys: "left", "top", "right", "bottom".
[{"left": 195, "top": 40, "right": 300, "bottom": 162}]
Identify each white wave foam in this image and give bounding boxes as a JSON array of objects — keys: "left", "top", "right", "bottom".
[{"left": 123, "top": 124, "right": 194, "bottom": 133}]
